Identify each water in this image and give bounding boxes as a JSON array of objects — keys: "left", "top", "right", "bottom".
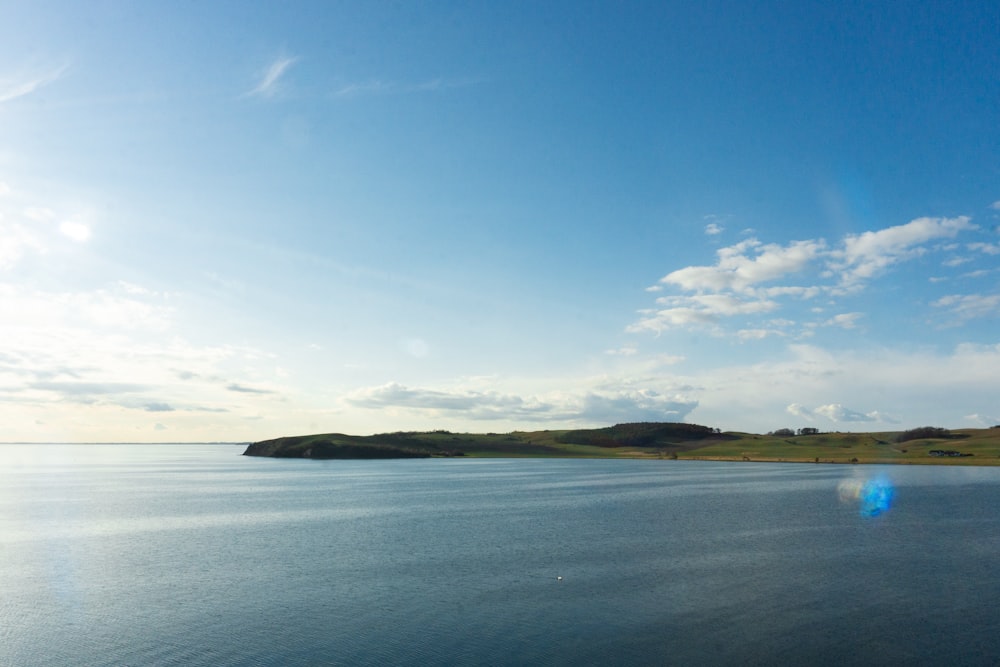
[{"left": 3, "top": 445, "right": 1000, "bottom": 666}]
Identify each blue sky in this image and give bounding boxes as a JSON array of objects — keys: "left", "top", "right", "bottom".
[{"left": 1, "top": 1, "right": 998, "bottom": 441}]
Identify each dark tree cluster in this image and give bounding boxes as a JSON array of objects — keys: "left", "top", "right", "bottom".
[
  {"left": 896, "top": 426, "right": 953, "bottom": 443},
  {"left": 556, "top": 422, "right": 717, "bottom": 448},
  {"left": 769, "top": 427, "right": 821, "bottom": 437}
]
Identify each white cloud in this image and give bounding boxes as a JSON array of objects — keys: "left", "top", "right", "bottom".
[
  {"left": 963, "top": 269, "right": 994, "bottom": 279},
  {"left": 681, "top": 342, "right": 1000, "bottom": 432},
  {"left": 661, "top": 238, "right": 824, "bottom": 294},
  {"left": 990, "top": 201, "right": 1000, "bottom": 211},
  {"left": 631, "top": 215, "right": 980, "bottom": 336},
  {"left": 628, "top": 294, "right": 779, "bottom": 334},
  {"left": 831, "top": 216, "right": 973, "bottom": 288},
  {"left": 968, "top": 242, "right": 1000, "bottom": 255},
  {"left": 786, "top": 403, "right": 814, "bottom": 420},
  {"left": 0, "top": 224, "right": 46, "bottom": 269},
  {"left": 813, "top": 403, "right": 878, "bottom": 422},
  {"left": 964, "top": 413, "right": 1000, "bottom": 427},
  {"left": 343, "top": 381, "right": 698, "bottom": 424},
  {"left": 932, "top": 293, "right": 1000, "bottom": 321},
  {"left": 704, "top": 222, "right": 724, "bottom": 235},
  {"left": 784, "top": 402, "right": 884, "bottom": 423},
  {"left": 248, "top": 56, "right": 298, "bottom": 98},
  {"left": 0, "top": 283, "right": 175, "bottom": 331},
  {"left": 825, "top": 312, "right": 863, "bottom": 329},
  {"left": 0, "top": 63, "right": 68, "bottom": 104},
  {"left": 59, "top": 220, "right": 91, "bottom": 242},
  {"left": 627, "top": 306, "right": 715, "bottom": 334},
  {"left": 0, "top": 285, "right": 287, "bottom": 441},
  {"left": 605, "top": 345, "right": 638, "bottom": 356},
  {"left": 655, "top": 354, "right": 685, "bottom": 365},
  {"left": 737, "top": 328, "right": 783, "bottom": 341},
  {"left": 1, "top": 187, "right": 100, "bottom": 268},
  {"left": 23, "top": 207, "right": 55, "bottom": 222}
]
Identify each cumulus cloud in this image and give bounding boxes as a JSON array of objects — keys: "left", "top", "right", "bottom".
[
  {"left": 786, "top": 402, "right": 886, "bottom": 423},
  {"left": 786, "top": 403, "right": 814, "bottom": 420},
  {"left": 247, "top": 56, "right": 298, "bottom": 98},
  {"left": 704, "top": 222, "right": 724, "bottom": 235},
  {"left": 630, "top": 216, "right": 980, "bottom": 336},
  {"left": 831, "top": 217, "right": 974, "bottom": 288},
  {"left": 814, "top": 403, "right": 878, "bottom": 422},
  {"left": 662, "top": 238, "right": 825, "bottom": 294}
]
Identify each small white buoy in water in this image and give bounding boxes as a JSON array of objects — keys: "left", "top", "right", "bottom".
[{"left": 557, "top": 576, "right": 563, "bottom": 581}]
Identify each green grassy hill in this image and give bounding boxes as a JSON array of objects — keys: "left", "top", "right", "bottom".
[{"left": 245, "top": 423, "right": 1000, "bottom": 464}]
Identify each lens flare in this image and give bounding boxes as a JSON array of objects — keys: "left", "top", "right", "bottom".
[{"left": 837, "top": 475, "right": 894, "bottom": 517}]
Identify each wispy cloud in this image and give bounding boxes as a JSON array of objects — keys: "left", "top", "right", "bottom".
[
  {"left": 343, "top": 381, "right": 697, "bottom": 424},
  {"left": 969, "top": 242, "right": 1000, "bottom": 255},
  {"left": 0, "top": 63, "right": 69, "bottom": 104},
  {"left": 736, "top": 328, "right": 784, "bottom": 341},
  {"left": 932, "top": 293, "right": 1000, "bottom": 322},
  {"left": 824, "top": 312, "right": 863, "bottom": 329},
  {"left": 247, "top": 56, "right": 298, "bottom": 98},
  {"left": 0, "top": 185, "right": 97, "bottom": 269},
  {"left": 333, "top": 76, "right": 479, "bottom": 99},
  {"left": 226, "top": 383, "right": 276, "bottom": 394}
]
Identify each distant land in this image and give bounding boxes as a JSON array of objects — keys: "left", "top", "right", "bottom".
[{"left": 243, "top": 423, "right": 1000, "bottom": 465}]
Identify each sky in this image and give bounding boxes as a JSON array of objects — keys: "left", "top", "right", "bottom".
[{"left": 1, "top": 1, "right": 998, "bottom": 442}]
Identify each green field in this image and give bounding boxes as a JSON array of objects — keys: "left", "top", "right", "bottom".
[{"left": 244, "top": 423, "right": 1000, "bottom": 465}]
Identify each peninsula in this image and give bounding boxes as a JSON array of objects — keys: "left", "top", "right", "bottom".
[{"left": 243, "top": 423, "right": 1000, "bottom": 465}]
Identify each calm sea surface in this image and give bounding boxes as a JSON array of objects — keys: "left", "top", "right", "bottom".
[{"left": 2, "top": 445, "right": 1000, "bottom": 666}]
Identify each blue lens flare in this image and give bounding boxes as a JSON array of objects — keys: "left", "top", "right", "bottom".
[{"left": 837, "top": 475, "right": 894, "bottom": 517}]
